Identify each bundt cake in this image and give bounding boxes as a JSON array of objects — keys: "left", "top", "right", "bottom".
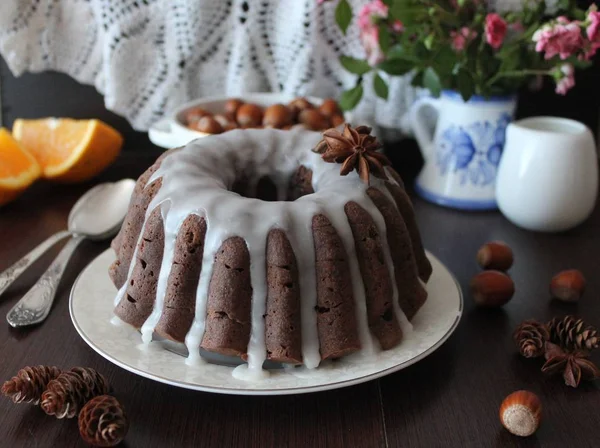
[{"left": 109, "top": 126, "right": 432, "bottom": 379}]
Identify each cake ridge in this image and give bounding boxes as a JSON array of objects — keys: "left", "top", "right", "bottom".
[
  {"left": 283, "top": 208, "right": 321, "bottom": 369},
  {"left": 359, "top": 193, "right": 413, "bottom": 336},
  {"left": 141, "top": 201, "right": 174, "bottom": 344},
  {"left": 320, "top": 204, "right": 376, "bottom": 357}
]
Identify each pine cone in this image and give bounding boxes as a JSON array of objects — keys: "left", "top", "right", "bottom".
[
  {"left": 1, "top": 366, "right": 62, "bottom": 405},
  {"left": 79, "top": 395, "right": 129, "bottom": 447},
  {"left": 41, "top": 367, "right": 110, "bottom": 419},
  {"left": 548, "top": 315, "right": 599, "bottom": 352},
  {"left": 513, "top": 320, "right": 550, "bottom": 358}
]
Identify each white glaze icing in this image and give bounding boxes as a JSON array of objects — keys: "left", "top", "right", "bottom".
[{"left": 114, "top": 127, "right": 416, "bottom": 381}]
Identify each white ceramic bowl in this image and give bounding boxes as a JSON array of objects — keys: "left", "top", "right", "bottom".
[{"left": 148, "top": 93, "right": 341, "bottom": 149}]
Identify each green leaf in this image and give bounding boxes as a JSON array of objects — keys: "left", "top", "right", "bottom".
[
  {"left": 456, "top": 69, "right": 475, "bottom": 101},
  {"left": 339, "top": 84, "right": 364, "bottom": 111},
  {"left": 413, "top": 42, "right": 430, "bottom": 61},
  {"left": 378, "top": 25, "right": 392, "bottom": 54},
  {"left": 340, "top": 55, "right": 372, "bottom": 75},
  {"left": 381, "top": 0, "right": 393, "bottom": 5},
  {"left": 373, "top": 73, "right": 389, "bottom": 100},
  {"left": 335, "top": 0, "right": 352, "bottom": 35},
  {"left": 377, "top": 58, "right": 414, "bottom": 75},
  {"left": 432, "top": 46, "right": 457, "bottom": 76},
  {"left": 387, "top": 44, "right": 412, "bottom": 61},
  {"left": 411, "top": 70, "right": 424, "bottom": 87},
  {"left": 389, "top": 4, "right": 420, "bottom": 25},
  {"left": 423, "top": 67, "right": 442, "bottom": 96},
  {"left": 424, "top": 33, "right": 435, "bottom": 50}
]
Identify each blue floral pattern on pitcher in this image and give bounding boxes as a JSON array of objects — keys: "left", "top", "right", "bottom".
[{"left": 437, "top": 113, "right": 512, "bottom": 187}]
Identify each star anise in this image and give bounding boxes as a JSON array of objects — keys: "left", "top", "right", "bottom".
[
  {"left": 541, "top": 342, "right": 600, "bottom": 388},
  {"left": 312, "top": 124, "right": 391, "bottom": 185}
]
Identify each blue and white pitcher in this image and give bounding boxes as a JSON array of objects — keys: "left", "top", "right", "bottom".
[{"left": 409, "top": 91, "right": 517, "bottom": 210}]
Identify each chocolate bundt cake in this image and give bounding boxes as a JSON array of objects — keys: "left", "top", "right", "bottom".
[{"left": 109, "top": 127, "right": 432, "bottom": 378}]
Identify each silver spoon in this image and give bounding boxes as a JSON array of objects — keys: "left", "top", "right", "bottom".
[
  {"left": 6, "top": 179, "right": 135, "bottom": 328},
  {"left": 0, "top": 183, "right": 106, "bottom": 298}
]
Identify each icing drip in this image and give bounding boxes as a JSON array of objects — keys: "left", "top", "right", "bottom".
[
  {"left": 184, "top": 231, "right": 221, "bottom": 364},
  {"left": 141, "top": 202, "right": 174, "bottom": 344},
  {"left": 245, "top": 223, "right": 269, "bottom": 374},
  {"left": 286, "top": 207, "right": 321, "bottom": 369},
  {"left": 115, "top": 127, "right": 417, "bottom": 380},
  {"left": 184, "top": 204, "right": 221, "bottom": 365}
]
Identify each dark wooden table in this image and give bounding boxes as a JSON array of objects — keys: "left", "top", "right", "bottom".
[{"left": 1, "top": 146, "right": 599, "bottom": 448}]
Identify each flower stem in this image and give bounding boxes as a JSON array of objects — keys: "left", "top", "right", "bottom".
[{"left": 486, "top": 69, "right": 551, "bottom": 87}]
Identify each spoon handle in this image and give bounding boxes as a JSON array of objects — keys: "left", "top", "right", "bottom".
[
  {"left": 6, "top": 234, "right": 85, "bottom": 328},
  {"left": 0, "top": 230, "right": 72, "bottom": 298}
]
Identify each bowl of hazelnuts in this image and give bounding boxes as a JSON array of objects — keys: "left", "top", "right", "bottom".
[{"left": 148, "top": 93, "right": 347, "bottom": 149}]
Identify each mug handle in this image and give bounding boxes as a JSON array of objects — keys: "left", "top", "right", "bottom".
[{"left": 409, "top": 97, "right": 440, "bottom": 161}]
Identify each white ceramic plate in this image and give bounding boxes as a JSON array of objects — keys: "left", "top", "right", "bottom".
[{"left": 70, "top": 249, "right": 462, "bottom": 395}]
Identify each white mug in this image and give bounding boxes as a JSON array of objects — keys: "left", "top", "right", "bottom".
[{"left": 496, "top": 116, "right": 598, "bottom": 232}]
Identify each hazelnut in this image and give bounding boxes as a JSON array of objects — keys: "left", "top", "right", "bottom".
[
  {"left": 298, "top": 109, "right": 330, "bottom": 131},
  {"left": 499, "top": 390, "right": 542, "bottom": 437},
  {"left": 289, "top": 97, "right": 314, "bottom": 111},
  {"left": 288, "top": 97, "right": 315, "bottom": 119},
  {"left": 330, "top": 114, "right": 346, "bottom": 127},
  {"left": 190, "top": 116, "right": 224, "bottom": 134},
  {"left": 550, "top": 269, "right": 585, "bottom": 302},
  {"left": 214, "top": 114, "right": 239, "bottom": 131},
  {"left": 224, "top": 98, "right": 244, "bottom": 116},
  {"left": 470, "top": 270, "right": 514, "bottom": 307},
  {"left": 476, "top": 241, "right": 514, "bottom": 271},
  {"left": 236, "top": 103, "right": 264, "bottom": 127},
  {"left": 319, "top": 98, "right": 342, "bottom": 117},
  {"left": 263, "top": 104, "right": 293, "bottom": 128},
  {"left": 214, "top": 114, "right": 238, "bottom": 131},
  {"left": 184, "top": 107, "right": 210, "bottom": 125}
]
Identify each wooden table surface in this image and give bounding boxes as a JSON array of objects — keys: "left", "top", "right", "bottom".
[{"left": 1, "top": 145, "right": 599, "bottom": 448}]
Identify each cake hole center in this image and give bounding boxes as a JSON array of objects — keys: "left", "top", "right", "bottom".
[{"left": 229, "top": 165, "right": 315, "bottom": 202}]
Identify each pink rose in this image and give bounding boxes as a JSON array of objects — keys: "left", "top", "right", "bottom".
[
  {"left": 392, "top": 20, "right": 404, "bottom": 33},
  {"left": 358, "top": 0, "right": 389, "bottom": 32},
  {"left": 485, "top": 13, "right": 507, "bottom": 49},
  {"left": 582, "top": 41, "right": 600, "bottom": 60},
  {"left": 451, "top": 27, "right": 478, "bottom": 52},
  {"left": 587, "top": 7, "right": 600, "bottom": 41},
  {"left": 533, "top": 18, "right": 584, "bottom": 60},
  {"left": 554, "top": 64, "right": 575, "bottom": 95},
  {"left": 583, "top": 6, "right": 600, "bottom": 60},
  {"left": 361, "top": 27, "right": 385, "bottom": 66},
  {"left": 357, "top": 0, "right": 402, "bottom": 66}
]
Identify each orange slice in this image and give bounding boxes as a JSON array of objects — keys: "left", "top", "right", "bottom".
[
  {"left": 12, "top": 118, "right": 124, "bottom": 183},
  {"left": 0, "top": 128, "right": 41, "bottom": 206}
]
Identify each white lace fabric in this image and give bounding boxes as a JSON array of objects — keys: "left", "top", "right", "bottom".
[{"left": 0, "top": 0, "right": 421, "bottom": 132}]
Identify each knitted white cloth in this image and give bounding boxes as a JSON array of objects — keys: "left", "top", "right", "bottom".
[{"left": 0, "top": 0, "right": 425, "bottom": 132}]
